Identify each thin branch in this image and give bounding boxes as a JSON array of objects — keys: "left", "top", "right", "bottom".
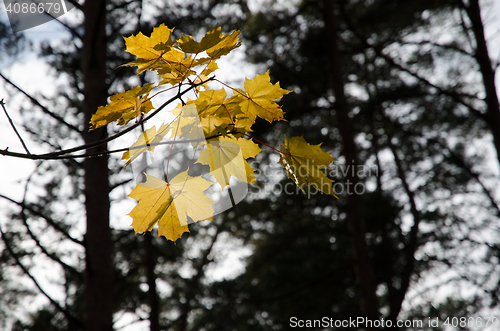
[
  {"left": 109, "top": 0, "right": 136, "bottom": 11},
  {"left": 0, "top": 224, "right": 83, "bottom": 328},
  {"left": 0, "top": 136, "right": 208, "bottom": 160},
  {"left": 64, "top": 0, "right": 82, "bottom": 11},
  {"left": 0, "top": 77, "right": 214, "bottom": 160},
  {"left": 1, "top": 99, "right": 30, "bottom": 154},
  {"left": 0, "top": 194, "right": 83, "bottom": 246},
  {"left": 337, "top": 3, "right": 488, "bottom": 121},
  {"left": 0, "top": 72, "right": 82, "bottom": 133},
  {"left": 109, "top": 178, "right": 133, "bottom": 192},
  {"left": 19, "top": 207, "right": 79, "bottom": 274},
  {"left": 42, "top": 10, "right": 82, "bottom": 40},
  {"left": 401, "top": 40, "right": 474, "bottom": 58},
  {"left": 17, "top": 168, "right": 80, "bottom": 274}
]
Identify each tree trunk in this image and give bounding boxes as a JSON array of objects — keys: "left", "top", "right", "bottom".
[
  {"left": 81, "top": 1, "right": 113, "bottom": 330},
  {"left": 463, "top": 0, "right": 500, "bottom": 165},
  {"left": 321, "top": 0, "right": 380, "bottom": 322},
  {"left": 145, "top": 232, "right": 160, "bottom": 331}
]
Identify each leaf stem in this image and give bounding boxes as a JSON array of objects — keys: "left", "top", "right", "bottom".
[
  {"left": 1, "top": 99, "right": 31, "bottom": 154},
  {"left": 243, "top": 133, "right": 290, "bottom": 156}
]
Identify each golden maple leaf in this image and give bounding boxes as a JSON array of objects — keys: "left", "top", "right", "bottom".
[
  {"left": 185, "top": 89, "right": 243, "bottom": 137},
  {"left": 122, "top": 123, "right": 171, "bottom": 167},
  {"left": 197, "top": 136, "right": 262, "bottom": 187},
  {"left": 177, "top": 25, "right": 225, "bottom": 54},
  {"left": 123, "top": 24, "right": 175, "bottom": 73},
  {"left": 229, "top": 70, "right": 292, "bottom": 123},
  {"left": 206, "top": 30, "right": 241, "bottom": 59},
  {"left": 89, "top": 84, "right": 154, "bottom": 130},
  {"left": 128, "top": 171, "right": 215, "bottom": 242},
  {"left": 278, "top": 136, "right": 337, "bottom": 197}
]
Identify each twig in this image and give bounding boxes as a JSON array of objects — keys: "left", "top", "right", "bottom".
[
  {"left": 0, "top": 223, "right": 83, "bottom": 328},
  {"left": 0, "top": 193, "right": 83, "bottom": 245},
  {"left": 0, "top": 71, "right": 82, "bottom": 133},
  {"left": 64, "top": 0, "right": 82, "bottom": 11},
  {"left": 42, "top": 10, "right": 82, "bottom": 40},
  {"left": 0, "top": 77, "right": 214, "bottom": 160},
  {"left": 1, "top": 99, "right": 30, "bottom": 154}
]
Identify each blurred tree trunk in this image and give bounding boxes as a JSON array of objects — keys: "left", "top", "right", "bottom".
[
  {"left": 145, "top": 232, "right": 160, "bottom": 331},
  {"left": 321, "top": 0, "right": 379, "bottom": 321},
  {"left": 81, "top": 0, "right": 113, "bottom": 330},
  {"left": 460, "top": 0, "right": 500, "bottom": 165}
]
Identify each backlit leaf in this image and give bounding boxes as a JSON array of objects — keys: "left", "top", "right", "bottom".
[
  {"left": 122, "top": 123, "right": 171, "bottom": 167},
  {"left": 89, "top": 84, "right": 154, "bottom": 130},
  {"left": 207, "top": 30, "right": 241, "bottom": 59},
  {"left": 178, "top": 25, "right": 224, "bottom": 54},
  {"left": 230, "top": 71, "right": 292, "bottom": 123},
  {"left": 123, "top": 24, "right": 175, "bottom": 73},
  {"left": 197, "top": 136, "right": 262, "bottom": 187},
  {"left": 278, "top": 136, "right": 337, "bottom": 197},
  {"left": 128, "top": 171, "right": 215, "bottom": 242}
]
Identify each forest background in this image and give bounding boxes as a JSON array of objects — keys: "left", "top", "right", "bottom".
[{"left": 1, "top": 0, "right": 500, "bottom": 330}]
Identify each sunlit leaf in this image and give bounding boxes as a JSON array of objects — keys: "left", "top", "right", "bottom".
[
  {"left": 278, "top": 135, "right": 337, "bottom": 197},
  {"left": 128, "top": 171, "right": 215, "bottom": 242},
  {"left": 207, "top": 30, "right": 241, "bottom": 59},
  {"left": 229, "top": 70, "right": 292, "bottom": 123},
  {"left": 123, "top": 24, "right": 175, "bottom": 73},
  {"left": 89, "top": 84, "right": 154, "bottom": 130},
  {"left": 122, "top": 123, "right": 171, "bottom": 167},
  {"left": 197, "top": 136, "right": 262, "bottom": 187}
]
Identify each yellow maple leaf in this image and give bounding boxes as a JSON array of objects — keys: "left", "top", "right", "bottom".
[
  {"left": 128, "top": 171, "right": 215, "bottom": 242},
  {"left": 229, "top": 70, "right": 292, "bottom": 123},
  {"left": 200, "top": 61, "right": 219, "bottom": 76},
  {"left": 121, "top": 123, "right": 171, "bottom": 167},
  {"left": 89, "top": 84, "right": 154, "bottom": 130},
  {"left": 187, "top": 89, "right": 243, "bottom": 136},
  {"left": 178, "top": 25, "right": 225, "bottom": 54},
  {"left": 153, "top": 49, "right": 198, "bottom": 79},
  {"left": 170, "top": 95, "right": 237, "bottom": 141},
  {"left": 169, "top": 104, "right": 208, "bottom": 146},
  {"left": 123, "top": 24, "right": 175, "bottom": 73},
  {"left": 278, "top": 136, "right": 337, "bottom": 197},
  {"left": 193, "top": 89, "right": 242, "bottom": 118},
  {"left": 197, "top": 136, "right": 262, "bottom": 187},
  {"left": 207, "top": 30, "right": 241, "bottom": 59}
]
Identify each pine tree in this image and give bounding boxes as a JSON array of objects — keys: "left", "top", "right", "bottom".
[{"left": 190, "top": 0, "right": 500, "bottom": 328}]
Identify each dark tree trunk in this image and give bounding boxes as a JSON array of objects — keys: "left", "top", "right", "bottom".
[
  {"left": 81, "top": 1, "right": 113, "bottom": 330},
  {"left": 463, "top": 0, "right": 500, "bottom": 164},
  {"left": 321, "top": 0, "right": 380, "bottom": 322},
  {"left": 145, "top": 232, "right": 160, "bottom": 331}
]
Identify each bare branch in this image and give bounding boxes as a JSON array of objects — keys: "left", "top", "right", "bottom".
[
  {"left": 0, "top": 72, "right": 82, "bottom": 133},
  {"left": 0, "top": 77, "right": 214, "bottom": 160},
  {"left": 65, "top": 0, "right": 82, "bottom": 11},
  {"left": 0, "top": 194, "right": 83, "bottom": 246},
  {"left": 42, "top": 10, "right": 82, "bottom": 40},
  {"left": 0, "top": 224, "right": 83, "bottom": 328},
  {"left": 1, "top": 99, "right": 30, "bottom": 154},
  {"left": 337, "top": 3, "right": 488, "bottom": 121},
  {"left": 401, "top": 40, "right": 473, "bottom": 58}
]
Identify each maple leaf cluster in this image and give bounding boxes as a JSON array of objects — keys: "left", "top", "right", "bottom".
[{"left": 89, "top": 24, "right": 337, "bottom": 242}]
